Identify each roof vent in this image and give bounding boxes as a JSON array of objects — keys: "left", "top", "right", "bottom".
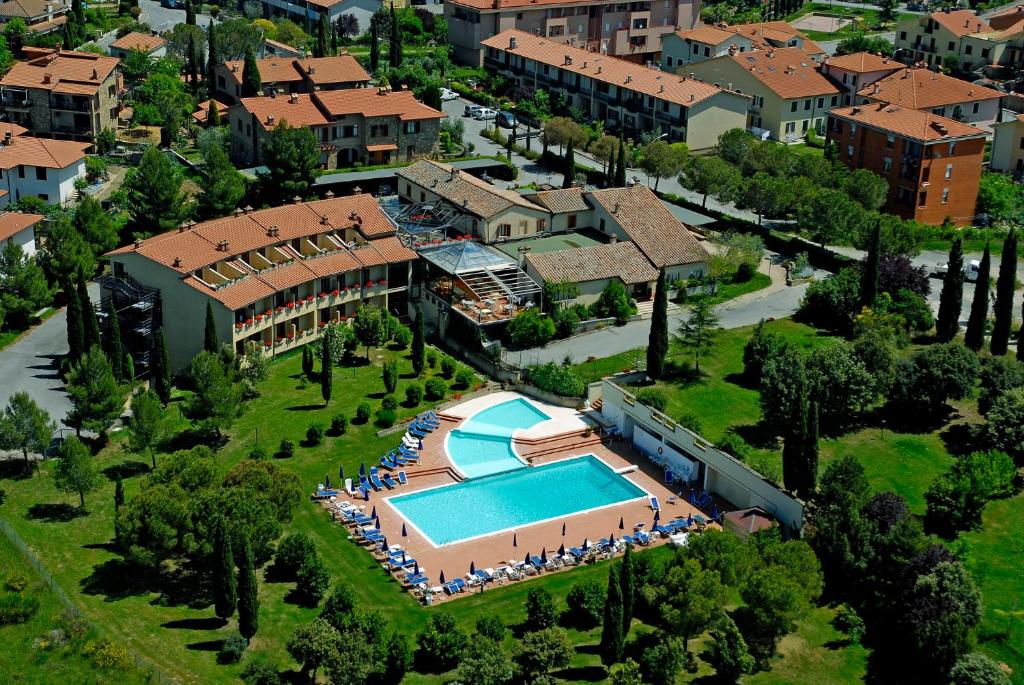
[
  {"left": 267, "top": 225, "right": 280, "bottom": 237},
  {"left": 290, "top": 93, "right": 298, "bottom": 104},
  {"left": 625, "top": 74, "right": 632, "bottom": 83},
  {"left": 172, "top": 257, "right": 181, "bottom": 267},
  {"left": 217, "top": 240, "right": 229, "bottom": 251},
  {"left": 613, "top": 202, "right": 620, "bottom": 214},
  {"left": 266, "top": 114, "right": 275, "bottom": 124},
  {"left": 873, "top": 84, "right": 881, "bottom": 94},
  {"left": 91, "top": 68, "right": 98, "bottom": 80},
  {"left": 583, "top": 60, "right": 588, "bottom": 68},
  {"left": 597, "top": 65, "right": 602, "bottom": 74},
  {"left": 42, "top": 73, "right": 51, "bottom": 84},
  {"left": 308, "top": 65, "right": 316, "bottom": 75},
  {"left": 233, "top": 208, "right": 243, "bottom": 216},
  {"left": 134, "top": 238, "right": 143, "bottom": 249},
  {"left": 324, "top": 190, "right": 335, "bottom": 198},
  {"left": 293, "top": 196, "right": 302, "bottom": 204},
  {"left": 509, "top": 36, "right": 517, "bottom": 50},
  {"left": 244, "top": 205, "right": 253, "bottom": 213},
  {"left": 320, "top": 214, "right": 329, "bottom": 225},
  {"left": 851, "top": 106, "right": 861, "bottom": 114},
  {"left": 659, "top": 84, "right": 665, "bottom": 92},
  {"left": 349, "top": 210, "right": 359, "bottom": 221},
  {"left": 689, "top": 94, "right": 694, "bottom": 102}
]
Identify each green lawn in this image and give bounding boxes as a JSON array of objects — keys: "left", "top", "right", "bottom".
[
  {"left": 704, "top": 272, "right": 773, "bottom": 307},
  {"left": 0, "top": 308, "right": 56, "bottom": 352},
  {"left": 785, "top": 2, "right": 913, "bottom": 42}
]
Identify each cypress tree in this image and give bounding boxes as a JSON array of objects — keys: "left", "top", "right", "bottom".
[
  {"left": 79, "top": 279, "right": 101, "bottom": 352},
  {"left": 412, "top": 305, "right": 425, "bottom": 376},
  {"left": 562, "top": 138, "right": 575, "bottom": 188},
  {"left": 236, "top": 535, "right": 259, "bottom": 642},
  {"left": 66, "top": 283, "right": 84, "bottom": 363},
  {"left": 152, "top": 327, "right": 172, "bottom": 405},
  {"left": 1018, "top": 300, "right": 1024, "bottom": 362},
  {"left": 330, "top": 22, "right": 338, "bottom": 54},
  {"left": 599, "top": 567, "right": 625, "bottom": 666},
  {"left": 781, "top": 358, "right": 809, "bottom": 496},
  {"left": 213, "top": 520, "right": 236, "bottom": 620},
  {"left": 207, "top": 22, "right": 218, "bottom": 93},
  {"left": 606, "top": 145, "right": 616, "bottom": 186},
  {"left": 619, "top": 546, "right": 635, "bottom": 637},
  {"left": 315, "top": 13, "right": 329, "bottom": 57},
  {"left": 801, "top": 400, "right": 819, "bottom": 499},
  {"left": 614, "top": 136, "right": 627, "bottom": 188},
  {"left": 388, "top": 4, "right": 402, "bottom": 69},
  {"left": 185, "top": 0, "right": 195, "bottom": 25},
  {"left": 207, "top": 99, "right": 221, "bottom": 127},
  {"left": 860, "top": 219, "right": 881, "bottom": 310},
  {"left": 321, "top": 327, "right": 332, "bottom": 406},
  {"left": 936, "top": 237, "right": 965, "bottom": 342},
  {"left": 990, "top": 228, "right": 1018, "bottom": 356},
  {"left": 114, "top": 475, "right": 124, "bottom": 510},
  {"left": 369, "top": 20, "right": 379, "bottom": 73},
  {"left": 241, "top": 46, "right": 261, "bottom": 98},
  {"left": 302, "top": 345, "right": 313, "bottom": 379},
  {"left": 186, "top": 33, "right": 199, "bottom": 94},
  {"left": 105, "top": 299, "right": 125, "bottom": 381},
  {"left": 647, "top": 269, "right": 668, "bottom": 380},
  {"left": 204, "top": 301, "right": 219, "bottom": 353},
  {"left": 964, "top": 243, "right": 991, "bottom": 351}
]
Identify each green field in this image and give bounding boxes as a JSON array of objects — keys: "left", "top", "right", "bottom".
[{"left": 785, "top": 2, "right": 914, "bottom": 42}]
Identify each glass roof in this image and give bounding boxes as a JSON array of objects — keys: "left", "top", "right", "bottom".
[{"left": 419, "top": 241, "right": 517, "bottom": 275}]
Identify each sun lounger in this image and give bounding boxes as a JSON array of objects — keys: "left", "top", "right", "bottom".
[
  {"left": 443, "top": 582, "right": 460, "bottom": 595},
  {"left": 528, "top": 555, "right": 543, "bottom": 568},
  {"left": 568, "top": 547, "right": 584, "bottom": 559},
  {"left": 380, "top": 455, "right": 397, "bottom": 470},
  {"left": 620, "top": 534, "right": 635, "bottom": 545},
  {"left": 635, "top": 531, "right": 650, "bottom": 544},
  {"left": 474, "top": 569, "right": 490, "bottom": 582},
  {"left": 409, "top": 421, "right": 434, "bottom": 433},
  {"left": 397, "top": 471, "right": 408, "bottom": 485},
  {"left": 390, "top": 452, "right": 411, "bottom": 466},
  {"left": 649, "top": 496, "right": 660, "bottom": 511},
  {"left": 358, "top": 485, "right": 371, "bottom": 500},
  {"left": 653, "top": 525, "right": 673, "bottom": 536},
  {"left": 369, "top": 472, "right": 385, "bottom": 490},
  {"left": 697, "top": 492, "right": 713, "bottom": 508},
  {"left": 402, "top": 435, "right": 418, "bottom": 449},
  {"left": 361, "top": 531, "right": 384, "bottom": 543},
  {"left": 406, "top": 426, "right": 428, "bottom": 439},
  {"left": 382, "top": 474, "right": 398, "bottom": 489},
  {"left": 405, "top": 574, "right": 428, "bottom": 586}
]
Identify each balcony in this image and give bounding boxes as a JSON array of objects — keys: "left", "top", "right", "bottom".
[
  {"left": 50, "top": 97, "right": 91, "bottom": 113},
  {"left": 2, "top": 95, "right": 30, "bottom": 109}
]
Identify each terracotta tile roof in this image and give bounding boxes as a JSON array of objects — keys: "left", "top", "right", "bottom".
[
  {"left": 0, "top": 136, "right": 88, "bottom": 169},
  {"left": 724, "top": 47, "right": 838, "bottom": 98},
  {"left": 304, "top": 248, "right": 361, "bottom": 277},
  {"left": 482, "top": 30, "right": 731, "bottom": 110},
  {"left": 726, "top": 21, "right": 824, "bottom": 54},
  {"left": 264, "top": 38, "right": 300, "bottom": 55},
  {"left": 987, "top": 4, "right": 1024, "bottom": 30},
  {"left": 0, "top": 0, "right": 62, "bottom": 19},
  {"left": 364, "top": 235, "right": 418, "bottom": 263},
  {"left": 825, "top": 51, "right": 901, "bottom": 74},
  {"left": 0, "top": 48, "right": 118, "bottom": 94},
  {"left": 25, "top": 14, "right": 65, "bottom": 32},
  {"left": 184, "top": 275, "right": 276, "bottom": 310},
  {"left": 0, "top": 210, "right": 43, "bottom": 241},
  {"left": 313, "top": 88, "right": 446, "bottom": 121},
  {"left": 586, "top": 186, "right": 708, "bottom": 269},
  {"left": 526, "top": 241, "right": 658, "bottom": 285},
  {"left": 366, "top": 143, "right": 398, "bottom": 152},
  {"left": 397, "top": 160, "right": 545, "bottom": 219},
  {"left": 858, "top": 66, "right": 1003, "bottom": 109},
  {"left": 927, "top": 9, "right": 992, "bottom": 38},
  {"left": 527, "top": 187, "right": 590, "bottom": 214},
  {"left": 675, "top": 25, "right": 739, "bottom": 46},
  {"left": 235, "top": 94, "right": 331, "bottom": 130},
  {"left": 0, "top": 123, "right": 28, "bottom": 138},
  {"left": 110, "top": 32, "right": 166, "bottom": 52},
  {"left": 829, "top": 103, "right": 987, "bottom": 142},
  {"left": 222, "top": 55, "right": 370, "bottom": 87},
  {"left": 192, "top": 99, "right": 229, "bottom": 124},
  {"left": 449, "top": 0, "right": 595, "bottom": 9}
]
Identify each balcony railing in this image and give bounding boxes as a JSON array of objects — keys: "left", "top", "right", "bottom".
[
  {"left": 50, "top": 98, "right": 92, "bottom": 112},
  {"left": 2, "top": 96, "right": 30, "bottom": 108}
]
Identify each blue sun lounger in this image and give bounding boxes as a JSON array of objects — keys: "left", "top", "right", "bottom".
[
  {"left": 380, "top": 454, "right": 398, "bottom": 470},
  {"left": 409, "top": 420, "right": 434, "bottom": 433},
  {"left": 406, "top": 426, "right": 429, "bottom": 439},
  {"left": 568, "top": 547, "right": 584, "bottom": 558},
  {"left": 397, "top": 471, "right": 408, "bottom": 485},
  {"left": 620, "top": 534, "right": 635, "bottom": 545},
  {"left": 391, "top": 452, "right": 412, "bottom": 466},
  {"left": 382, "top": 474, "right": 398, "bottom": 489},
  {"left": 369, "top": 468, "right": 385, "bottom": 490},
  {"left": 473, "top": 569, "right": 490, "bottom": 583},
  {"left": 351, "top": 514, "right": 374, "bottom": 526},
  {"left": 697, "top": 492, "right": 714, "bottom": 508},
  {"left": 361, "top": 530, "right": 383, "bottom": 543},
  {"left": 405, "top": 574, "right": 428, "bottom": 586},
  {"left": 649, "top": 496, "right": 661, "bottom": 511},
  {"left": 528, "top": 555, "right": 544, "bottom": 568},
  {"left": 358, "top": 485, "right": 371, "bottom": 500},
  {"left": 653, "top": 525, "right": 673, "bottom": 536},
  {"left": 398, "top": 447, "right": 419, "bottom": 462}
]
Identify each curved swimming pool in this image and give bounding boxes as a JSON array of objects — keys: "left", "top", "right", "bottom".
[{"left": 445, "top": 398, "right": 550, "bottom": 478}]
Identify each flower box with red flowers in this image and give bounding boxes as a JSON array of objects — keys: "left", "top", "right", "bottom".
[
  {"left": 286, "top": 302, "right": 295, "bottom": 309},
  {"left": 245, "top": 318, "right": 254, "bottom": 325},
  {"left": 235, "top": 323, "right": 244, "bottom": 330},
  {"left": 365, "top": 282, "right": 373, "bottom": 288},
  {"left": 319, "top": 292, "right": 327, "bottom": 299},
  {"left": 265, "top": 309, "right": 272, "bottom": 316},
  {"left": 318, "top": 322, "right": 326, "bottom": 328},
  {"left": 331, "top": 289, "right": 340, "bottom": 296},
  {"left": 255, "top": 314, "right": 263, "bottom": 322},
  {"left": 276, "top": 306, "right": 285, "bottom": 313},
  {"left": 305, "top": 295, "right": 314, "bottom": 303},
  {"left": 379, "top": 279, "right": 387, "bottom": 286},
  {"left": 276, "top": 337, "right": 284, "bottom": 343},
  {"left": 286, "top": 334, "right": 295, "bottom": 340}
]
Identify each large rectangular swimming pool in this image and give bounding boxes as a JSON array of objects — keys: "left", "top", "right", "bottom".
[{"left": 387, "top": 455, "right": 646, "bottom": 546}]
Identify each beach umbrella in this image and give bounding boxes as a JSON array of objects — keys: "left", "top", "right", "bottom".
[
  {"left": 381, "top": 536, "right": 388, "bottom": 549},
  {"left": 687, "top": 515, "right": 694, "bottom": 527},
  {"left": 401, "top": 523, "right": 408, "bottom": 537},
  {"left": 402, "top": 551, "right": 407, "bottom": 564},
  {"left": 339, "top": 465, "right": 344, "bottom": 480},
  {"left": 513, "top": 533, "right": 517, "bottom": 548},
  {"left": 541, "top": 548, "right": 547, "bottom": 563},
  {"left": 711, "top": 504, "right": 720, "bottom": 520},
  {"left": 375, "top": 517, "right": 381, "bottom": 530},
  {"left": 582, "top": 539, "right": 590, "bottom": 551},
  {"left": 418, "top": 438, "right": 424, "bottom": 450},
  {"left": 558, "top": 543, "right": 565, "bottom": 556},
  {"left": 470, "top": 561, "right": 476, "bottom": 576},
  {"left": 524, "top": 550, "right": 531, "bottom": 563},
  {"left": 371, "top": 506, "right": 377, "bottom": 519},
  {"left": 440, "top": 570, "right": 446, "bottom": 584},
  {"left": 359, "top": 462, "right": 366, "bottom": 476},
  {"left": 364, "top": 489, "right": 370, "bottom": 501},
  {"left": 561, "top": 522, "right": 566, "bottom": 536},
  {"left": 653, "top": 510, "right": 661, "bottom": 524},
  {"left": 325, "top": 475, "right": 331, "bottom": 488},
  {"left": 414, "top": 561, "right": 419, "bottom": 575},
  {"left": 609, "top": 534, "right": 615, "bottom": 545},
  {"left": 618, "top": 516, "right": 625, "bottom": 530}
]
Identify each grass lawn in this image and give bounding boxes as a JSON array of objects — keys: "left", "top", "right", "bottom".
[
  {"left": 0, "top": 308, "right": 56, "bottom": 352},
  {"left": 704, "top": 272, "right": 772, "bottom": 307},
  {"left": 784, "top": 2, "right": 913, "bottom": 41}
]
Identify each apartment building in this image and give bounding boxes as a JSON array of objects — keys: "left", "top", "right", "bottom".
[
  {"left": 0, "top": 0, "right": 67, "bottom": 34},
  {"left": 894, "top": 8, "right": 991, "bottom": 70},
  {"left": 0, "top": 133, "right": 88, "bottom": 206},
  {"left": 989, "top": 113, "right": 1024, "bottom": 175},
  {"left": 856, "top": 66, "right": 1003, "bottom": 132},
  {"left": 0, "top": 47, "right": 120, "bottom": 141},
  {"left": 104, "top": 195, "right": 418, "bottom": 372},
  {"left": 687, "top": 47, "right": 839, "bottom": 142},
  {"left": 826, "top": 103, "right": 986, "bottom": 226},
  {"left": 229, "top": 88, "right": 445, "bottom": 168},
  {"left": 109, "top": 32, "right": 167, "bottom": 60},
  {"left": 445, "top": 0, "right": 701, "bottom": 67},
  {"left": 820, "top": 52, "right": 900, "bottom": 106},
  {"left": 660, "top": 20, "right": 823, "bottom": 69},
  {"left": 251, "top": 0, "right": 397, "bottom": 29},
  {"left": 0, "top": 210, "right": 44, "bottom": 256},
  {"left": 958, "top": 23, "right": 1024, "bottom": 75},
  {"left": 213, "top": 54, "right": 370, "bottom": 104},
  {"left": 480, "top": 30, "right": 749, "bottom": 149}
]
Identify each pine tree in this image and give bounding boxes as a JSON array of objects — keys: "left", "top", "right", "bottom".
[
  {"left": 619, "top": 546, "right": 635, "bottom": 637},
  {"left": 321, "top": 327, "right": 332, "bottom": 406},
  {"left": 241, "top": 46, "right": 261, "bottom": 98},
  {"left": 615, "top": 136, "right": 627, "bottom": 188},
  {"left": 105, "top": 299, "right": 125, "bottom": 381},
  {"left": 213, "top": 519, "right": 236, "bottom": 620},
  {"left": 152, "top": 327, "right": 172, "bottom": 405},
  {"left": 236, "top": 535, "right": 259, "bottom": 642},
  {"left": 860, "top": 219, "right": 881, "bottom": 309},
  {"left": 562, "top": 138, "right": 575, "bottom": 188},
  {"left": 964, "top": 243, "right": 991, "bottom": 351},
  {"left": 412, "top": 305, "right": 425, "bottom": 376},
  {"left": 204, "top": 301, "right": 219, "bottom": 353},
  {"left": 78, "top": 279, "right": 101, "bottom": 352},
  {"left": 207, "top": 99, "right": 221, "bottom": 127},
  {"left": 936, "top": 237, "right": 965, "bottom": 342},
  {"left": 599, "top": 568, "right": 625, "bottom": 666},
  {"left": 124, "top": 146, "right": 189, "bottom": 238},
  {"left": 388, "top": 4, "right": 402, "bottom": 69},
  {"left": 647, "top": 269, "right": 668, "bottom": 380},
  {"left": 990, "top": 228, "right": 1018, "bottom": 356},
  {"left": 66, "top": 283, "right": 84, "bottom": 363},
  {"left": 369, "top": 20, "right": 379, "bottom": 73}
]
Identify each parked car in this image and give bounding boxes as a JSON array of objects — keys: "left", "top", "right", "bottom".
[
  {"left": 496, "top": 110, "right": 517, "bottom": 128},
  {"left": 464, "top": 104, "right": 483, "bottom": 117},
  {"left": 440, "top": 88, "right": 459, "bottom": 101},
  {"left": 474, "top": 108, "right": 497, "bottom": 121},
  {"left": 933, "top": 259, "right": 980, "bottom": 282}
]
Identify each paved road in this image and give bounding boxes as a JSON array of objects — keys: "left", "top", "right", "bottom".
[{"left": 140, "top": 0, "right": 213, "bottom": 32}]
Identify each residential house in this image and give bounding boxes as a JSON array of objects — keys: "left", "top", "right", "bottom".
[
  {"left": 989, "top": 113, "right": 1024, "bottom": 175},
  {"left": 109, "top": 32, "right": 167, "bottom": 59},
  {"left": 0, "top": 47, "right": 120, "bottom": 141},
  {"left": 0, "top": 133, "right": 88, "bottom": 206},
  {"left": 856, "top": 66, "right": 1003, "bottom": 132},
  {"left": 229, "top": 88, "right": 445, "bottom": 168},
  {"left": 213, "top": 54, "right": 370, "bottom": 104},
  {"left": 263, "top": 38, "right": 302, "bottom": 58},
  {"left": 0, "top": 0, "right": 67, "bottom": 34},
  {"left": 480, "top": 30, "right": 749, "bottom": 149},
  {"left": 687, "top": 47, "right": 840, "bottom": 141},
  {"left": 523, "top": 240, "right": 659, "bottom": 304},
  {"left": 957, "top": 24, "right": 1024, "bottom": 76},
  {"left": 820, "top": 52, "right": 900, "bottom": 106},
  {"left": 104, "top": 195, "right": 418, "bottom": 372},
  {"left": 251, "top": 0, "right": 393, "bottom": 32},
  {"left": 660, "top": 20, "right": 824, "bottom": 69},
  {"left": 893, "top": 8, "right": 992, "bottom": 70},
  {"left": 826, "top": 103, "right": 986, "bottom": 226},
  {"left": 0, "top": 210, "right": 44, "bottom": 255},
  {"left": 445, "top": 0, "right": 701, "bottom": 67},
  {"left": 192, "top": 99, "right": 229, "bottom": 127}
]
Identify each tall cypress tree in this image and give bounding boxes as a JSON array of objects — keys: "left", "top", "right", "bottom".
[
  {"left": 781, "top": 356, "right": 809, "bottom": 496},
  {"left": 204, "top": 301, "right": 219, "bottom": 353},
  {"left": 302, "top": 345, "right": 313, "bottom": 379},
  {"left": 241, "top": 47, "right": 261, "bottom": 98},
  {"left": 185, "top": 0, "right": 196, "bottom": 25},
  {"left": 236, "top": 535, "right": 259, "bottom": 642},
  {"left": 606, "top": 144, "right": 616, "bottom": 187},
  {"left": 936, "top": 237, "right": 965, "bottom": 342},
  {"left": 614, "top": 136, "right": 627, "bottom": 188},
  {"left": 990, "top": 228, "right": 1018, "bottom": 356},
  {"left": 207, "top": 99, "right": 221, "bottom": 127},
  {"left": 315, "top": 13, "right": 329, "bottom": 57},
  {"left": 562, "top": 138, "right": 575, "bottom": 188},
  {"left": 369, "top": 20, "right": 379, "bottom": 73},
  {"left": 321, "top": 327, "right": 332, "bottom": 406},
  {"left": 79, "top": 279, "right": 101, "bottom": 352},
  {"left": 114, "top": 476, "right": 124, "bottom": 510},
  {"left": 964, "top": 243, "right": 991, "bottom": 352},
  {"left": 207, "top": 22, "right": 219, "bottom": 94},
  {"left": 599, "top": 568, "right": 625, "bottom": 666},
  {"left": 388, "top": 4, "right": 402, "bottom": 69},
  {"left": 619, "top": 546, "right": 635, "bottom": 637},
  {"left": 412, "top": 305, "right": 425, "bottom": 376},
  {"left": 186, "top": 33, "right": 199, "bottom": 95},
  {"left": 860, "top": 219, "right": 881, "bottom": 310},
  {"left": 152, "top": 327, "right": 172, "bottom": 405},
  {"left": 105, "top": 299, "right": 125, "bottom": 381},
  {"left": 66, "top": 283, "right": 84, "bottom": 363},
  {"left": 213, "top": 520, "right": 236, "bottom": 620},
  {"left": 801, "top": 401, "right": 819, "bottom": 499},
  {"left": 1018, "top": 300, "right": 1024, "bottom": 362},
  {"left": 647, "top": 269, "right": 668, "bottom": 380}
]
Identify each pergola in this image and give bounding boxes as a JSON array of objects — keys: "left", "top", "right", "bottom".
[{"left": 379, "top": 198, "right": 464, "bottom": 246}]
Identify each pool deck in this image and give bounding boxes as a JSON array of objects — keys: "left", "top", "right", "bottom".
[{"left": 321, "top": 395, "right": 719, "bottom": 602}]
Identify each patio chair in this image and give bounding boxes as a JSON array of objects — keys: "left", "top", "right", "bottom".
[
  {"left": 397, "top": 471, "right": 408, "bottom": 485},
  {"left": 358, "top": 485, "right": 371, "bottom": 500},
  {"left": 649, "top": 496, "right": 661, "bottom": 511},
  {"left": 380, "top": 455, "right": 398, "bottom": 470},
  {"left": 369, "top": 471, "right": 386, "bottom": 490},
  {"left": 382, "top": 474, "right": 398, "bottom": 489}
]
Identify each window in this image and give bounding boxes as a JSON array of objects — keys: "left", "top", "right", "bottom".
[
  {"left": 599, "top": 218, "right": 606, "bottom": 232},
  {"left": 1019, "top": 136, "right": 1024, "bottom": 150},
  {"left": 886, "top": 133, "right": 895, "bottom": 148},
  {"left": 830, "top": 95, "right": 838, "bottom": 106},
  {"left": 692, "top": 44, "right": 699, "bottom": 54},
  {"left": 785, "top": 121, "right": 796, "bottom": 133},
  {"left": 900, "top": 30, "right": 907, "bottom": 40},
  {"left": 982, "top": 48, "right": 990, "bottom": 59},
  {"left": 972, "top": 102, "right": 980, "bottom": 114},
  {"left": 945, "top": 163, "right": 952, "bottom": 179},
  {"left": 36, "top": 193, "right": 48, "bottom": 202},
  {"left": 965, "top": 45, "right": 973, "bottom": 55},
  {"left": 17, "top": 164, "right": 24, "bottom": 178},
  {"left": 847, "top": 144, "right": 854, "bottom": 158},
  {"left": 567, "top": 214, "right": 577, "bottom": 229},
  {"left": 406, "top": 184, "right": 411, "bottom": 196},
  {"left": 804, "top": 99, "right": 811, "bottom": 111},
  {"left": 370, "top": 124, "right": 389, "bottom": 137},
  {"left": 883, "top": 157, "right": 892, "bottom": 172},
  {"left": 934, "top": 107, "right": 946, "bottom": 116},
  {"left": 801, "top": 120, "right": 809, "bottom": 132},
  {"left": 942, "top": 188, "right": 949, "bottom": 204},
  {"left": 35, "top": 166, "right": 45, "bottom": 181},
  {"left": 237, "top": 118, "right": 243, "bottom": 131},
  {"left": 419, "top": 191, "right": 425, "bottom": 201},
  {"left": 497, "top": 224, "right": 511, "bottom": 237},
  {"left": 817, "top": 97, "right": 824, "bottom": 108},
  {"left": 918, "top": 191, "right": 927, "bottom": 206},
  {"left": 849, "top": 123, "right": 857, "bottom": 137},
  {"left": 790, "top": 101, "right": 798, "bottom": 112},
  {"left": 949, "top": 41, "right": 956, "bottom": 51},
  {"left": 703, "top": 46, "right": 710, "bottom": 56},
  {"left": 948, "top": 142, "right": 957, "bottom": 155},
  {"left": 537, "top": 219, "right": 546, "bottom": 231},
  {"left": 666, "top": 56, "right": 673, "bottom": 66},
  {"left": 403, "top": 121, "right": 421, "bottom": 134}
]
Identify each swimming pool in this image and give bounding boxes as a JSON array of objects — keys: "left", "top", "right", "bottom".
[
  {"left": 446, "top": 398, "right": 551, "bottom": 478},
  {"left": 388, "top": 455, "right": 646, "bottom": 546}
]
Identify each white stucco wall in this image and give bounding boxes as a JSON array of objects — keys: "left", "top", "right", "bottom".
[{"left": 0, "top": 159, "right": 85, "bottom": 205}]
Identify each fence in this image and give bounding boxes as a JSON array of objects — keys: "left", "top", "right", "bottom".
[{"left": 0, "top": 518, "right": 178, "bottom": 685}]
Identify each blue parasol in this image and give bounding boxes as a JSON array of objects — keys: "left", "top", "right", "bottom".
[
  {"left": 381, "top": 536, "right": 388, "bottom": 549},
  {"left": 325, "top": 475, "right": 331, "bottom": 488},
  {"left": 339, "top": 465, "right": 344, "bottom": 480},
  {"left": 653, "top": 510, "right": 661, "bottom": 523},
  {"left": 359, "top": 462, "right": 366, "bottom": 476},
  {"left": 541, "top": 548, "right": 547, "bottom": 563},
  {"left": 609, "top": 534, "right": 616, "bottom": 545},
  {"left": 524, "top": 550, "right": 531, "bottom": 563},
  {"left": 558, "top": 543, "right": 565, "bottom": 556},
  {"left": 402, "top": 551, "right": 407, "bottom": 564},
  {"left": 619, "top": 516, "right": 625, "bottom": 530},
  {"left": 687, "top": 515, "right": 694, "bottom": 527},
  {"left": 401, "top": 523, "right": 408, "bottom": 537},
  {"left": 414, "top": 561, "right": 419, "bottom": 575},
  {"left": 513, "top": 533, "right": 517, "bottom": 548},
  {"left": 371, "top": 506, "right": 377, "bottom": 519},
  {"left": 470, "top": 561, "right": 476, "bottom": 575},
  {"left": 375, "top": 517, "right": 381, "bottom": 529},
  {"left": 561, "top": 522, "right": 566, "bottom": 536},
  {"left": 440, "top": 570, "right": 446, "bottom": 584},
  {"left": 711, "top": 504, "right": 720, "bottom": 520}
]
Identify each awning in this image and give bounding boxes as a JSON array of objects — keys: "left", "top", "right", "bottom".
[{"left": 366, "top": 143, "right": 398, "bottom": 153}]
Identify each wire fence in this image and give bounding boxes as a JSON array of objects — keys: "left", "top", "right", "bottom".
[{"left": 0, "top": 518, "right": 178, "bottom": 685}]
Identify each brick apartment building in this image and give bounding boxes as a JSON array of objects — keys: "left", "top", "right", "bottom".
[
  {"left": 213, "top": 54, "right": 370, "bottom": 104},
  {"left": 445, "top": 0, "right": 701, "bottom": 67},
  {"left": 0, "top": 47, "right": 120, "bottom": 141},
  {"left": 827, "top": 103, "right": 986, "bottom": 226}
]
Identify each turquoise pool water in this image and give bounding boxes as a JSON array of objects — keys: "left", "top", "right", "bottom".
[
  {"left": 388, "top": 455, "right": 646, "bottom": 546},
  {"left": 446, "top": 398, "right": 551, "bottom": 478}
]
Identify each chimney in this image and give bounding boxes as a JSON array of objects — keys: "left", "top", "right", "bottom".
[
  {"left": 233, "top": 208, "right": 243, "bottom": 216},
  {"left": 244, "top": 205, "right": 253, "bottom": 213},
  {"left": 964, "top": 19, "right": 970, "bottom": 27},
  {"left": 324, "top": 190, "right": 335, "bottom": 198},
  {"left": 564, "top": 54, "right": 572, "bottom": 65},
  {"left": 266, "top": 114, "right": 274, "bottom": 124},
  {"left": 172, "top": 257, "right": 181, "bottom": 267},
  {"left": 659, "top": 84, "right": 665, "bottom": 92},
  {"left": 292, "top": 196, "right": 302, "bottom": 204},
  {"left": 178, "top": 222, "right": 188, "bottom": 232},
  {"left": 134, "top": 238, "right": 143, "bottom": 249},
  {"left": 689, "top": 94, "right": 694, "bottom": 102},
  {"left": 217, "top": 240, "right": 229, "bottom": 251},
  {"left": 689, "top": 72, "right": 695, "bottom": 79},
  {"left": 91, "top": 68, "right": 97, "bottom": 80},
  {"left": 309, "top": 65, "right": 316, "bottom": 75},
  {"left": 42, "top": 73, "right": 51, "bottom": 84},
  {"left": 873, "top": 84, "right": 880, "bottom": 94},
  {"left": 290, "top": 93, "right": 298, "bottom": 104},
  {"left": 509, "top": 36, "right": 517, "bottom": 50},
  {"left": 609, "top": 235, "right": 618, "bottom": 244},
  {"left": 612, "top": 202, "right": 620, "bottom": 214},
  {"left": 597, "top": 65, "right": 603, "bottom": 74},
  {"left": 3, "top": 130, "right": 11, "bottom": 145},
  {"left": 728, "top": 44, "right": 737, "bottom": 56},
  {"left": 583, "top": 60, "right": 588, "bottom": 68},
  {"left": 320, "top": 214, "right": 329, "bottom": 225},
  {"left": 851, "top": 106, "right": 861, "bottom": 114},
  {"left": 625, "top": 74, "right": 632, "bottom": 83}
]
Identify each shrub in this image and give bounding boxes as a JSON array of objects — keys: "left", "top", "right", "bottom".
[
  {"left": 454, "top": 368, "right": 474, "bottom": 390},
  {"left": 440, "top": 356, "right": 457, "bottom": 378},
  {"left": 529, "top": 362, "right": 585, "bottom": 397},
  {"left": 383, "top": 360, "right": 399, "bottom": 394},
  {"left": 355, "top": 402, "right": 372, "bottom": 423},
  {"left": 381, "top": 395, "right": 398, "bottom": 411},
  {"left": 248, "top": 444, "right": 268, "bottom": 460},
  {"left": 330, "top": 414, "right": 348, "bottom": 435},
  {"left": 636, "top": 388, "right": 668, "bottom": 412},
  {"left": 426, "top": 350, "right": 438, "bottom": 369},
  {"left": 425, "top": 377, "right": 447, "bottom": 401},
  {"left": 734, "top": 261, "right": 756, "bottom": 283},
  {"left": 565, "top": 580, "right": 605, "bottom": 628},
  {"left": 393, "top": 325, "right": 412, "bottom": 349},
  {"left": 950, "top": 652, "right": 1011, "bottom": 685},
  {"left": 0, "top": 592, "right": 39, "bottom": 625},
  {"left": 241, "top": 657, "right": 282, "bottom": 685},
  {"left": 277, "top": 439, "right": 295, "bottom": 458},
  {"left": 405, "top": 384, "right": 424, "bottom": 407},
  {"left": 677, "top": 412, "right": 704, "bottom": 436},
  {"left": 273, "top": 533, "right": 315, "bottom": 580},
  {"left": 716, "top": 432, "right": 750, "bottom": 459},
  {"left": 592, "top": 280, "right": 636, "bottom": 325},
  {"left": 526, "top": 587, "right": 557, "bottom": 631},
  {"left": 475, "top": 614, "right": 507, "bottom": 642},
  {"left": 375, "top": 408, "right": 397, "bottom": 428},
  {"left": 553, "top": 306, "right": 581, "bottom": 338},
  {"left": 4, "top": 573, "right": 29, "bottom": 593},
  {"left": 925, "top": 450, "right": 1016, "bottom": 535},
  {"left": 507, "top": 309, "right": 556, "bottom": 348},
  {"left": 85, "top": 638, "right": 132, "bottom": 670},
  {"left": 294, "top": 553, "right": 331, "bottom": 607},
  {"left": 833, "top": 604, "right": 865, "bottom": 643},
  {"left": 218, "top": 633, "right": 248, "bottom": 664},
  {"left": 305, "top": 423, "right": 324, "bottom": 445}
]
